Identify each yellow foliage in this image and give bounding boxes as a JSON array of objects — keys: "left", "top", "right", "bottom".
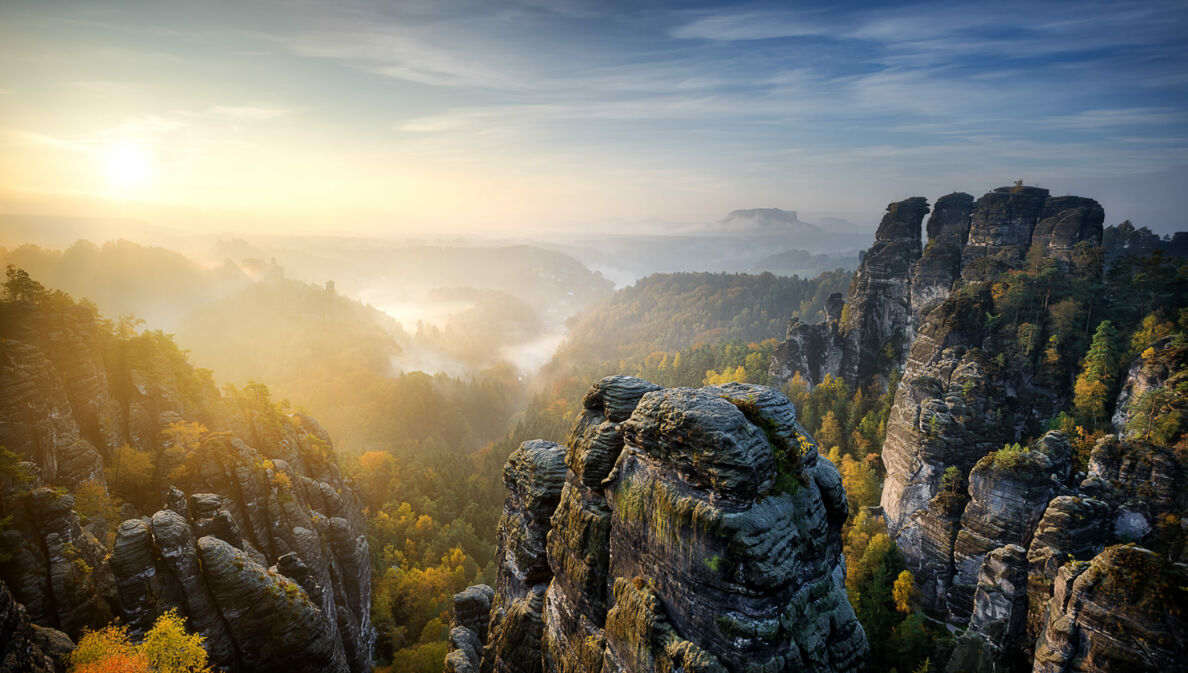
[
  {"left": 893, "top": 570, "right": 917, "bottom": 614},
  {"left": 139, "top": 609, "right": 212, "bottom": 673},
  {"left": 69, "top": 610, "right": 210, "bottom": 673}
]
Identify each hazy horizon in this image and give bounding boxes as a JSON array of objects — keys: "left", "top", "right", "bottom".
[{"left": 3, "top": 0, "right": 1187, "bottom": 236}]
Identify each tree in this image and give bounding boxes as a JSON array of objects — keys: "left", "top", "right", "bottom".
[
  {"left": 139, "top": 610, "right": 212, "bottom": 673},
  {"left": 69, "top": 624, "right": 142, "bottom": 672},
  {"left": 816, "top": 411, "right": 845, "bottom": 453},
  {"left": 892, "top": 569, "right": 917, "bottom": 614},
  {"left": 3, "top": 265, "right": 46, "bottom": 302},
  {"left": 106, "top": 445, "right": 154, "bottom": 507},
  {"left": 70, "top": 610, "right": 210, "bottom": 673},
  {"left": 1073, "top": 320, "right": 1119, "bottom": 429}
]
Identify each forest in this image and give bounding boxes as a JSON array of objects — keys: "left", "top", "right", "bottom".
[{"left": 1, "top": 219, "right": 1185, "bottom": 673}]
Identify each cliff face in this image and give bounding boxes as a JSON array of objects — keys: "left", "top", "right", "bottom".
[
  {"left": 770, "top": 185, "right": 1188, "bottom": 672},
  {"left": 0, "top": 297, "right": 371, "bottom": 672},
  {"left": 769, "top": 186, "right": 1103, "bottom": 392},
  {"left": 769, "top": 197, "right": 930, "bottom": 389},
  {"left": 448, "top": 376, "right": 867, "bottom": 673}
]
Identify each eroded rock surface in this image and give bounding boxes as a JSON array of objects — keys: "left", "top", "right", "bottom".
[
  {"left": 0, "top": 296, "right": 372, "bottom": 672},
  {"left": 452, "top": 377, "right": 867, "bottom": 673}
]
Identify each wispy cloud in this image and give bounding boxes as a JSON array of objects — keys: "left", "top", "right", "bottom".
[
  {"left": 1040, "top": 108, "right": 1185, "bottom": 130},
  {"left": 670, "top": 10, "right": 831, "bottom": 41}
]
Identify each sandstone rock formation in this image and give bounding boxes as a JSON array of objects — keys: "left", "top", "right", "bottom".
[
  {"left": 0, "top": 296, "right": 372, "bottom": 672},
  {"left": 1032, "top": 545, "right": 1187, "bottom": 673},
  {"left": 768, "top": 184, "right": 1188, "bottom": 672},
  {"left": 0, "top": 578, "right": 73, "bottom": 673},
  {"left": 448, "top": 376, "right": 867, "bottom": 673}
]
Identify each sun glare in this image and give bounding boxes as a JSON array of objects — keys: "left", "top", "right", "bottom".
[{"left": 101, "top": 144, "right": 154, "bottom": 190}]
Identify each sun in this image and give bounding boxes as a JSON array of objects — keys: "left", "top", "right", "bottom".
[{"left": 101, "top": 143, "right": 154, "bottom": 190}]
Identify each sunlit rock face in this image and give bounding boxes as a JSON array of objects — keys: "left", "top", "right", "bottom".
[
  {"left": 0, "top": 297, "right": 373, "bottom": 673},
  {"left": 765, "top": 184, "right": 1188, "bottom": 672},
  {"left": 449, "top": 376, "right": 868, "bottom": 673}
]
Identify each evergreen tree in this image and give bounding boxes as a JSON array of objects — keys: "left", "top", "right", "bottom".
[{"left": 1073, "top": 320, "right": 1119, "bottom": 429}]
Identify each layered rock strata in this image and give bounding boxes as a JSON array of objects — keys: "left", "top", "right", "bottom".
[
  {"left": 449, "top": 377, "right": 868, "bottom": 673},
  {"left": 0, "top": 296, "right": 372, "bottom": 672}
]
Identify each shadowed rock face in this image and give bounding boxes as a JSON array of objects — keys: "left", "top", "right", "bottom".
[
  {"left": 0, "top": 298, "right": 372, "bottom": 672},
  {"left": 449, "top": 377, "right": 868, "bottom": 673},
  {"left": 769, "top": 197, "right": 930, "bottom": 390},
  {"left": 1032, "top": 545, "right": 1187, "bottom": 673},
  {"left": 1, "top": 577, "right": 73, "bottom": 673}
]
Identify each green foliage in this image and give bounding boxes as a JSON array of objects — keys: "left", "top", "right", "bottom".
[
  {"left": 73, "top": 479, "right": 121, "bottom": 547},
  {"left": 554, "top": 270, "right": 851, "bottom": 366},
  {"left": 1073, "top": 320, "right": 1120, "bottom": 429},
  {"left": 4, "top": 264, "right": 47, "bottom": 302},
  {"left": 989, "top": 442, "right": 1029, "bottom": 470}
]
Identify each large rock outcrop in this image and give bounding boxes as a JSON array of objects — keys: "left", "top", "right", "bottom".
[
  {"left": 449, "top": 377, "right": 868, "bottom": 673},
  {"left": 0, "top": 578, "right": 73, "bottom": 673},
  {"left": 1032, "top": 545, "right": 1187, "bottom": 673},
  {"left": 769, "top": 197, "right": 929, "bottom": 389},
  {"left": 766, "top": 184, "right": 1188, "bottom": 672},
  {"left": 0, "top": 295, "right": 372, "bottom": 672}
]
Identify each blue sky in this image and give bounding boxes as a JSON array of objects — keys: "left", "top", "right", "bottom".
[{"left": 1, "top": 0, "right": 1186, "bottom": 234}]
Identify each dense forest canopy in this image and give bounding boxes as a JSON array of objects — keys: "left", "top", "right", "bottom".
[{"left": 2, "top": 215, "right": 1186, "bottom": 673}]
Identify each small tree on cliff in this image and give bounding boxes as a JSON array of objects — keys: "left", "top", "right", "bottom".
[
  {"left": 1073, "top": 320, "right": 1119, "bottom": 429},
  {"left": 3, "top": 265, "right": 46, "bottom": 303}
]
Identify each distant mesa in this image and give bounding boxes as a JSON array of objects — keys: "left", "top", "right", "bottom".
[{"left": 718, "top": 208, "right": 823, "bottom": 233}]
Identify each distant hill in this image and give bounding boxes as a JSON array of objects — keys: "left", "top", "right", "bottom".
[
  {"left": 550, "top": 269, "right": 852, "bottom": 367},
  {"left": 0, "top": 239, "right": 256, "bottom": 328},
  {"left": 718, "top": 208, "right": 823, "bottom": 233}
]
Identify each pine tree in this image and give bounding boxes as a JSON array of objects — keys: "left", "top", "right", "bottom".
[{"left": 1073, "top": 320, "right": 1119, "bottom": 429}]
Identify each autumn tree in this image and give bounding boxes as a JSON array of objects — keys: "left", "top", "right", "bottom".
[
  {"left": 139, "top": 610, "right": 212, "bottom": 673},
  {"left": 1073, "top": 320, "right": 1119, "bottom": 429},
  {"left": 892, "top": 570, "right": 917, "bottom": 614},
  {"left": 69, "top": 610, "right": 210, "bottom": 673}
]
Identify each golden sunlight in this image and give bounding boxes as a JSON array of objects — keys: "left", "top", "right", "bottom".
[{"left": 100, "top": 143, "right": 154, "bottom": 190}]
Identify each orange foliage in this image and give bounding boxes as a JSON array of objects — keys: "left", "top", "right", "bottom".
[{"left": 73, "top": 653, "right": 150, "bottom": 673}]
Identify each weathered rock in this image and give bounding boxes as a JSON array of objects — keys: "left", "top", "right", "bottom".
[
  {"left": 446, "top": 625, "right": 484, "bottom": 673},
  {"left": 0, "top": 340, "right": 104, "bottom": 488},
  {"left": 453, "top": 584, "right": 495, "bottom": 641},
  {"left": 151, "top": 510, "right": 239, "bottom": 668},
  {"left": 948, "top": 434, "right": 1070, "bottom": 622},
  {"left": 485, "top": 440, "right": 567, "bottom": 673},
  {"left": 0, "top": 294, "right": 372, "bottom": 672},
  {"left": 601, "top": 577, "right": 725, "bottom": 673},
  {"left": 768, "top": 309, "right": 846, "bottom": 389},
  {"left": 198, "top": 536, "right": 346, "bottom": 673},
  {"left": 840, "top": 197, "right": 929, "bottom": 385},
  {"left": 1112, "top": 336, "right": 1185, "bottom": 437},
  {"left": 542, "top": 376, "right": 657, "bottom": 673},
  {"left": 1029, "top": 196, "right": 1104, "bottom": 266},
  {"left": 1032, "top": 545, "right": 1187, "bottom": 673},
  {"left": 463, "top": 381, "right": 867, "bottom": 673},
  {"left": 0, "top": 577, "right": 72, "bottom": 673},
  {"left": 1024, "top": 496, "right": 1110, "bottom": 647},
  {"left": 962, "top": 185, "right": 1050, "bottom": 274},
  {"left": 770, "top": 196, "right": 929, "bottom": 388},
  {"left": 912, "top": 192, "right": 973, "bottom": 322},
  {"left": 0, "top": 488, "right": 118, "bottom": 638}
]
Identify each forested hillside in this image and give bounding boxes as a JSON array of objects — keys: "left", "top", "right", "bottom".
[{"left": 553, "top": 270, "right": 851, "bottom": 366}]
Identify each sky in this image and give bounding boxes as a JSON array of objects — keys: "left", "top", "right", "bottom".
[{"left": 1, "top": 0, "right": 1187, "bottom": 236}]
